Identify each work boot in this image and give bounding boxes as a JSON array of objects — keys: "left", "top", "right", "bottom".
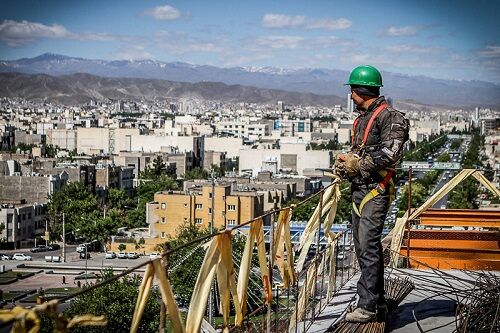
[
  {"left": 345, "top": 307, "right": 376, "bottom": 323},
  {"left": 377, "top": 302, "right": 388, "bottom": 320}
]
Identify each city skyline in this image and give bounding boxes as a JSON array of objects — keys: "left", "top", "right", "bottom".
[{"left": 0, "top": 0, "right": 499, "bottom": 84}]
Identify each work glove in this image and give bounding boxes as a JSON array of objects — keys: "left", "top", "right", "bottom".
[
  {"left": 343, "top": 152, "right": 360, "bottom": 177},
  {"left": 333, "top": 156, "right": 347, "bottom": 179}
]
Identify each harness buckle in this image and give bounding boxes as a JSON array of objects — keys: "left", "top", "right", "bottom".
[{"left": 375, "top": 184, "right": 386, "bottom": 194}]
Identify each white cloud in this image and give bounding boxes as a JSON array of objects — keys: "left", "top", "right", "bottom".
[
  {"left": 477, "top": 45, "right": 500, "bottom": 58},
  {"left": 310, "top": 36, "right": 357, "bottom": 48},
  {"left": 262, "top": 14, "right": 351, "bottom": 30},
  {"left": 112, "top": 45, "right": 153, "bottom": 61},
  {"left": 0, "top": 20, "right": 71, "bottom": 46},
  {"left": 262, "top": 14, "right": 306, "bottom": 28},
  {"left": 382, "top": 25, "right": 423, "bottom": 37},
  {"left": 159, "top": 42, "right": 224, "bottom": 55},
  {"left": 0, "top": 19, "right": 115, "bottom": 46},
  {"left": 255, "top": 36, "right": 304, "bottom": 49},
  {"left": 384, "top": 44, "right": 444, "bottom": 54},
  {"left": 142, "top": 5, "right": 181, "bottom": 21}
]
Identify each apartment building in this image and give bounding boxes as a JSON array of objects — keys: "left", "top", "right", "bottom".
[
  {"left": 272, "top": 118, "right": 312, "bottom": 137},
  {"left": 46, "top": 128, "right": 77, "bottom": 151},
  {"left": 148, "top": 184, "right": 264, "bottom": 238},
  {"left": 215, "top": 121, "right": 269, "bottom": 139},
  {"left": 76, "top": 128, "right": 140, "bottom": 155},
  {"left": 238, "top": 142, "right": 330, "bottom": 177},
  {"left": 95, "top": 165, "right": 135, "bottom": 196},
  {"left": 0, "top": 172, "right": 68, "bottom": 204},
  {"left": 0, "top": 202, "right": 47, "bottom": 249}
]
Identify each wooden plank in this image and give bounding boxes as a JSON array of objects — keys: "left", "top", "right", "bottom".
[
  {"left": 420, "top": 209, "right": 500, "bottom": 227},
  {"left": 406, "top": 257, "right": 500, "bottom": 270},
  {"left": 401, "top": 247, "right": 500, "bottom": 260},
  {"left": 407, "top": 239, "right": 499, "bottom": 250},
  {"left": 403, "top": 229, "right": 499, "bottom": 241}
]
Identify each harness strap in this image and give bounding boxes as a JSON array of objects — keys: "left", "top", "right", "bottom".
[
  {"left": 351, "top": 102, "right": 395, "bottom": 217},
  {"left": 353, "top": 169, "right": 395, "bottom": 217},
  {"left": 351, "top": 103, "right": 389, "bottom": 147}
]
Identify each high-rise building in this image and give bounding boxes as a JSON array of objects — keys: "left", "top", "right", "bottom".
[{"left": 347, "top": 93, "right": 354, "bottom": 113}]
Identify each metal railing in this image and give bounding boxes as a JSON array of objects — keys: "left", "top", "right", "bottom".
[{"left": 0, "top": 181, "right": 359, "bottom": 333}]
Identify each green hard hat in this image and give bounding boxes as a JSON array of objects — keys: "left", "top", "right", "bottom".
[{"left": 346, "top": 65, "right": 383, "bottom": 87}]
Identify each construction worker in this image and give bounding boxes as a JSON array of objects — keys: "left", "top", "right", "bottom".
[{"left": 335, "top": 65, "right": 409, "bottom": 322}]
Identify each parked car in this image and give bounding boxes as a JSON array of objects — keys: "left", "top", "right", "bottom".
[
  {"left": 127, "top": 252, "right": 139, "bottom": 259},
  {"left": 105, "top": 251, "right": 117, "bottom": 259},
  {"left": 117, "top": 252, "right": 127, "bottom": 259},
  {"left": 12, "top": 253, "right": 32, "bottom": 261},
  {"left": 0, "top": 254, "right": 11, "bottom": 260},
  {"left": 30, "top": 245, "right": 49, "bottom": 253},
  {"left": 76, "top": 244, "right": 88, "bottom": 253},
  {"left": 149, "top": 252, "right": 161, "bottom": 259},
  {"left": 48, "top": 243, "right": 61, "bottom": 251},
  {"left": 79, "top": 252, "right": 90, "bottom": 259}
]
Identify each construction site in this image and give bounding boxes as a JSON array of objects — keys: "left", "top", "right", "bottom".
[{"left": 0, "top": 165, "right": 497, "bottom": 333}]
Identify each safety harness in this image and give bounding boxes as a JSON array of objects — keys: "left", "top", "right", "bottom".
[{"left": 351, "top": 103, "right": 395, "bottom": 217}]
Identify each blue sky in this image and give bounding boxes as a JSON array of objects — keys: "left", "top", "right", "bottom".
[{"left": 1, "top": 0, "right": 499, "bottom": 83}]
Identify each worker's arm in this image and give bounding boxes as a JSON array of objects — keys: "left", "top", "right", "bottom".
[{"left": 358, "top": 109, "right": 409, "bottom": 179}]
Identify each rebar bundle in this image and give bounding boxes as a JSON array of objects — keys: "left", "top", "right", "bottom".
[
  {"left": 329, "top": 276, "right": 415, "bottom": 333},
  {"left": 455, "top": 273, "right": 500, "bottom": 333},
  {"left": 385, "top": 276, "right": 415, "bottom": 309}
]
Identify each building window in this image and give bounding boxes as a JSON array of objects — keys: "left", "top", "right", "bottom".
[
  {"left": 208, "top": 208, "right": 212, "bottom": 214},
  {"left": 228, "top": 219, "right": 236, "bottom": 225},
  {"left": 184, "top": 217, "right": 188, "bottom": 222},
  {"left": 208, "top": 192, "right": 212, "bottom": 199},
  {"left": 161, "top": 203, "right": 166, "bottom": 209},
  {"left": 196, "top": 204, "right": 203, "bottom": 209},
  {"left": 161, "top": 232, "right": 166, "bottom": 238},
  {"left": 228, "top": 204, "right": 236, "bottom": 211},
  {"left": 195, "top": 218, "right": 203, "bottom": 224},
  {"left": 161, "top": 217, "right": 166, "bottom": 224},
  {"left": 184, "top": 203, "right": 188, "bottom": 208}
]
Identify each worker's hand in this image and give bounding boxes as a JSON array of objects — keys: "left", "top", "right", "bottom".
[
  {"left": 333, "top": 155, "right": 347, "bottom": 179},
  {"left": 343, "top": 152, "right": 360, "bottom": 177}
]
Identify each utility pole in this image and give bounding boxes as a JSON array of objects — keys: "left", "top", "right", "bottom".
[
  {"left": 62, "top": 213, "right": 66, "bottom": 263},
  {"left": 85, "top": 246, "right": 88, "bottom": 286},
  {"left": 208, "top": 170, "right": 215, "bottom": 325}
]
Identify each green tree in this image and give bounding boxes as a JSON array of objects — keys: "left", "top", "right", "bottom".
[
  {"left": 47, "top": 182, "right": 100, "bottom": 241},
  {"left": 436, "top": 153, "right": 450, "bottom": 162},
  {"left": 12, "top": 142, "right": 35, "bottom": 153},
  {"left": 107, "top": 188, "right": 134, "bottom": 211},
  {"left": 182, "top": 167, "right": 209, "bottom": 180},
  {"left": 127, "top": 176, "right": 178, "bottom": 228},
  {"left": 118, "top": 243, "right": 126, "bottom": 252},
  {"left": 211, "top": 164, "right": 226, "bottom": 178},
  {"left": 450, "top": 139, "right": 462, "bottom": 150},
  {"left": 140, "top": 156, "right": 171, "bottom": 180},
  {"left": 44, "top": 144, "right": 59, "bottom": 158},
  {"left": 290, "top": 196, "right": 319, "bottom": 221},
  {"left": 58, "top": 269, "right": 160, "bottom": 333},
  {"left": 399, "top": 182, "right": 427, "bottom": 213},
  {"left": 290, "top": 182, "right": 351, "bottom": 223},
  {"left": 167, "top": 223, "right": 210, "bottom": 306}
]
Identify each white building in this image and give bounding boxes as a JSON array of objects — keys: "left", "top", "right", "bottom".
[{"left": 238, "top": 142, "right": 330, "bottom": 177}]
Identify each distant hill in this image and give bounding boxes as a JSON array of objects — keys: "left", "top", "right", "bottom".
[
  {"left": 0, "top": 72, "right": 344, "bottom": 106},
  {"left": 1, "top": 53, "right": 499, "bottom": 107}
]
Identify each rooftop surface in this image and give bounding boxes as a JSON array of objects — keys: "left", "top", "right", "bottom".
[{"left": 302, "top": 268, "right": 499, "bottom": 333}]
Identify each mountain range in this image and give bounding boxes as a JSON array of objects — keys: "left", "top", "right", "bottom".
[
  {"left": 0, "top": 72, "right": 344, "bottom": 106},
  {"left": 1, "top": 53, "right": 499, "bottom": 107}
]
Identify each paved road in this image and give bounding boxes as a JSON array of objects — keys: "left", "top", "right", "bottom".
[{"left": 0, "top": 246, "right": 152, "bottom": 271}]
